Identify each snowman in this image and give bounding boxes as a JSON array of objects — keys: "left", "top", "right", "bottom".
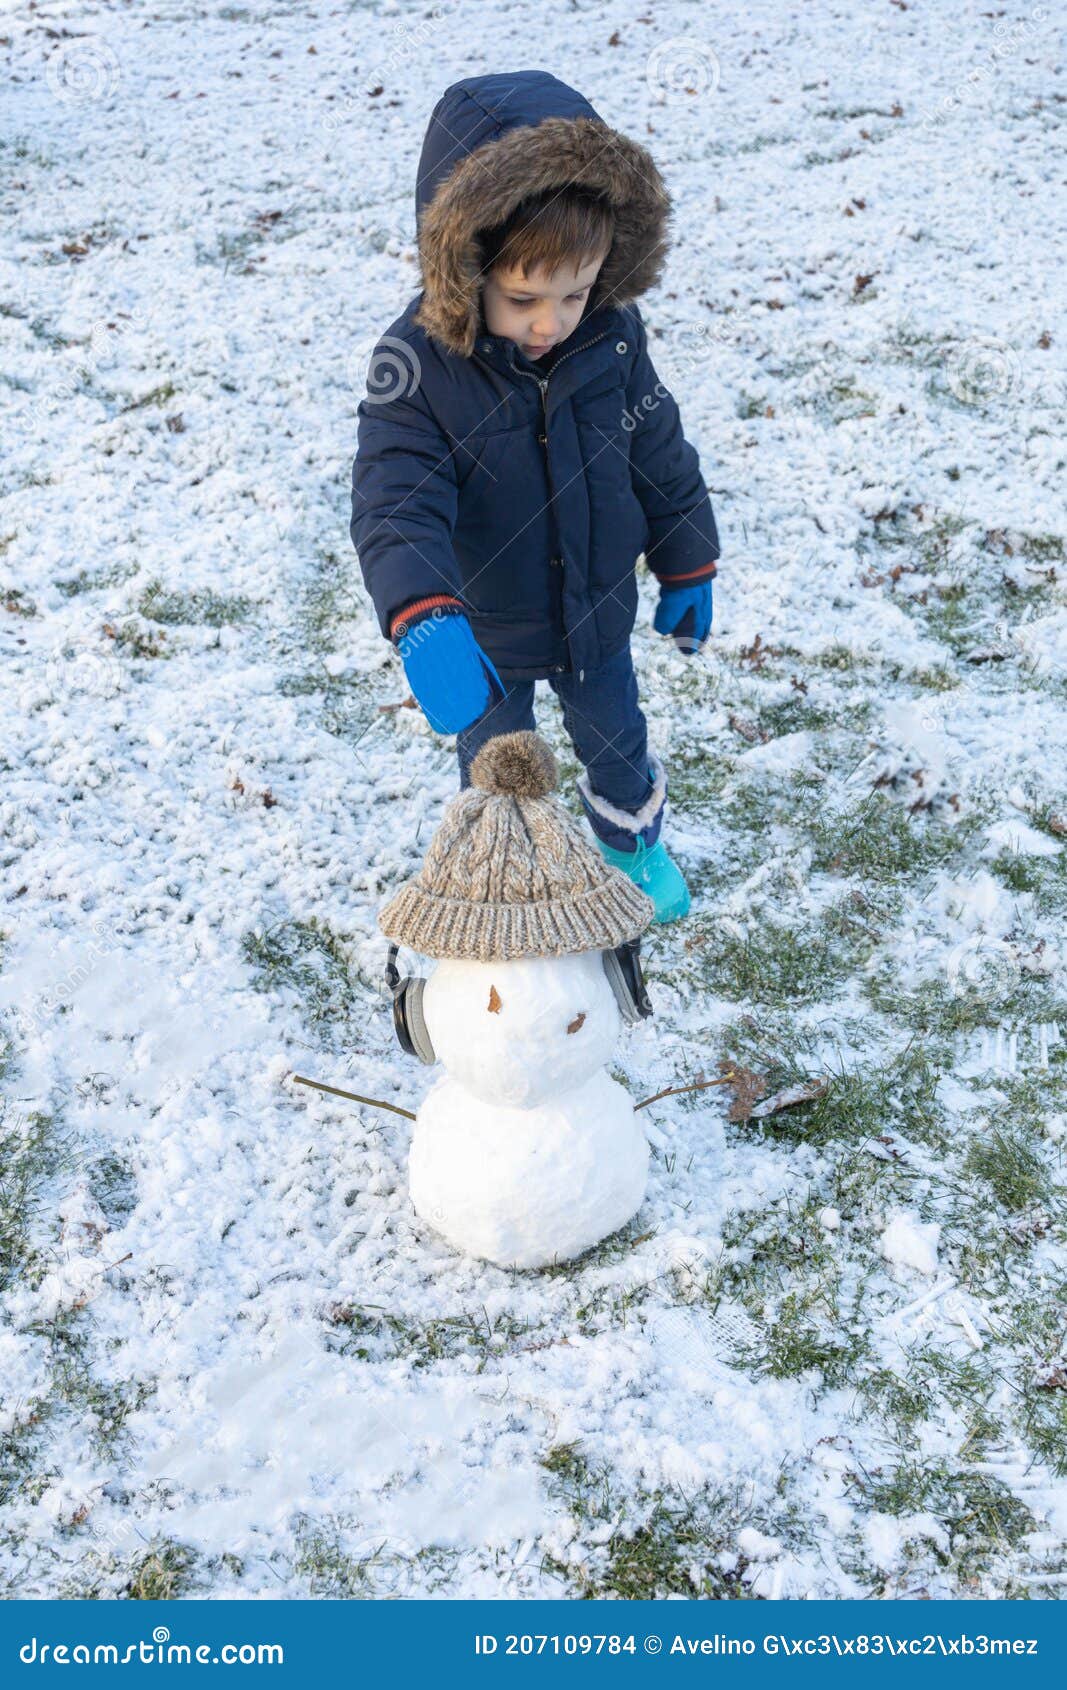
[{"left": 379, "top": 731, "right": 656, "bottom": 1270}]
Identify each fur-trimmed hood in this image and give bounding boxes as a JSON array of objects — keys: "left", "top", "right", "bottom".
[{"left": 413, "top": 71, "right": 672, "bottom": 357}]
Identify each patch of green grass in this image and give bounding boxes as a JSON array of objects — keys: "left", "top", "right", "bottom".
[
  {"left": 753, "top": 1289, "right": 871, "bottom": 1388},
  {"left": 844, "top": 1459, "right": 1036, "bottom": 1585},
  {"left": 1013, "top": 531, "right": 1065, "bottom": 566},
  {"left": 898, "top": 661, "right": 959, "bottom": 691},
  {"left": 858, "top": 1364, "right": 938, "bottom": 1445},
  {"left": 137, "top": 579, "right": 254, "bottom": 627},
  {"left": 718, "top": 1024, "right": 950, "bottom": 1155},
  {"left": 757, "top": 691, "right": 875, "bottom": 737},
  {"left": 921, "top": 580, "right": 974, "bottom": 655},
  {"left": 2, "top": 585, "right": 36, "bottom": 617},
  {"left": 860, "top": 1348, "right": 1008, "bottom": 1467},
  {"left": 1022, "top": 1379, "right": 1067, "bottom": 1479},
  {"left": 1028, "top": 801, "right": 1067, "bottom": 843},
  {"left": 1006, "top": 1300, "right": 1067, "bottom": 1476},
  {"left": 326, "top": 1302, "right": 537, "bottom": 1371},
  {"left": 797, "top": 376, "right": 881, "bottom": 425},
  {"left": 291, "top": 1514, "right": 457, "bottom": 1598},
  {"left": 536, "top": 1215, "right": 660, "bottom": 1279},
  {"left": 679, "top": 887, "right": 895, "bottom": 1007},
  {"left": 736, "top": 391, "right": 773, "bottom": 420},
  {"left": 650, "top": 747, "right": 733, "bottom": 818},
  {"left": 858, "top": 508, "right": 970, "bottom": 573},
  {"left": 811, "top": 792, "right": 968, "bottom": 882},
  {"left": 0, "top": 1399, "right": 57, "bottom": 1511},
  {"left": 14, "top": 1301, "right": 154, "bottom": 1464},
  {"left": 864, "top": 970, "right": 1067, "bottom": 1039},
  {"left": 86, "top": 1150, "right": 138, "bottom": 1228},
  {"left": 195, "top": 208, "right": 292, "bottom": 275},
  {"left": 880, "top": 323, "right": 953, "bottom": 369},
  {"left": 108, "top": 618, "right": 170, "bottom": 660},
  {"left": 963, "top": 1129, "right": 1053, "bottom": 1214},
  {"left": 809, "top": 642, "right": 879, "bottom": 674},
  {"left": 719, "top": 768, "right": 827, "bottom": 845},
  {"left": 0, "top": 1109, "right": 67, "bottom": 1293},
  {"left": 295, "top": 549, "right": 366, "bottom": 657},
  {"left": 863, "top": 513, "right": 1062, "bottom": 659},
  {"left": 4, "top": 136, "right": 56, "bottom": 169},
  {"left": 712, "top": 1194, "right": 875, "bottom": 1391},
  {"left": 119, "top": 382, "right": 178, "bottom": 413},
  {"left": 241, "top": 917, "right": 365, "bottom": 1046},
  {"left": 540, "top": 1443, "right": 793, "bottom": 1599},
  {"left": 124, "top": 1541, "right": 199, "bottom": 1599},
  {"left": 987, "top": 845, "right": 1067, "bottom": 919},
  {"left": 54, "top": 560, "right": 140, "bottom": 598}
]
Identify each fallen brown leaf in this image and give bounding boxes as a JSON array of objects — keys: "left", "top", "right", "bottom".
[{"left": 719, "top": 1060, "right": 768, "bottom": 1123}]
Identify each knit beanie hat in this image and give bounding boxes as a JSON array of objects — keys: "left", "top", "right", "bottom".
[{"left": 378, "top": 732, "right": 654, "bottom": 961}]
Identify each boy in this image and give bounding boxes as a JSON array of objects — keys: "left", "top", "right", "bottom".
[{"left": 351, "top": 71, "right": 720, "bottom": 921}]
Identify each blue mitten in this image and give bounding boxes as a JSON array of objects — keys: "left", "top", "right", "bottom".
[
  {"left": 653, "top": 580, "right": 713, "bottom": 655},
  {"left": 392, "top": 601, "right": 504, "bottom": 735}
]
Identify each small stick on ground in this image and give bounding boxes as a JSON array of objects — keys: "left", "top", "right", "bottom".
[
  {"left": 634, "top": 1072, "right": 736, "bottom": 1112},
  {"left": 291, "top": 1073, "right": 416, "bottom": 1121}
]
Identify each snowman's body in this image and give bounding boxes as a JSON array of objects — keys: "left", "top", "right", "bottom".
[{"left": 411, "top": 950, "right": 648, "bottom": 1270}]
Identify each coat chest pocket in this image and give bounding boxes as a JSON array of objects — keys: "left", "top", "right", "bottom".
[
  {"left": 573, "top": 373, "right": 631, "bottom": 484},
  {"left": 572, "top": 372, "right": 629, "bottom": 435},
  {"left": 454, "top": 427, "right": 524, "bottom": 500}
]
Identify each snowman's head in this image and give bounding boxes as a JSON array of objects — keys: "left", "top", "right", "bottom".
[{"left": 421, "top": 950, "right": 621, "bottom": 1106}]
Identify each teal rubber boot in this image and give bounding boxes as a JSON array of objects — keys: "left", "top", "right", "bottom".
[{"left": 593, "top": 835, "right": 691, "bottom": 923}]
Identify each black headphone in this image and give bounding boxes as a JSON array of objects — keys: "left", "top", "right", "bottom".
[{"left": 384, "top": 940, "right": 653, "bottom": 1067}]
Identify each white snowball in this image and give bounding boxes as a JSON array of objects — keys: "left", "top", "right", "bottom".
[
  {"left": 409, "top": 1069, "right": 648, "bottom": 1270},
  {"left": 422, "top": 951, "right": 620, "bottom": 1106}
]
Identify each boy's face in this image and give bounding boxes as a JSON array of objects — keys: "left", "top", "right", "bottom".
[{"left": 481, "top": 249, "right": 608, "bottom": 360}]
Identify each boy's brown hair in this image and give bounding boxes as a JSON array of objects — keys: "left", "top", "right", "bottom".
[{"left": 476, "top": 187, "right": 615, "bottom": 285}]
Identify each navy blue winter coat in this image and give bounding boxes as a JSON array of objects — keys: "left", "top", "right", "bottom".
[{"left": 350, "top": 71, "right": 720, "bottom": 681}]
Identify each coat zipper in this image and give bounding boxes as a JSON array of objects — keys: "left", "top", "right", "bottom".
[{"left": 510, "top": 331, "right": 610, "bottom": 681}]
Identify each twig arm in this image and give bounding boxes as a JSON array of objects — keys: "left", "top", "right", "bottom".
[
  {"left": 634, "top": 1072, "right": 735, "bottom": 1112},
  {"left": 291, "top": 1073, "right": 416, "bottom": 1121}
]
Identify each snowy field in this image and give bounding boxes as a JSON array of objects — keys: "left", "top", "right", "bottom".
[{"left": 2, "top": 0, "right": 1066, "bottom": 1600}]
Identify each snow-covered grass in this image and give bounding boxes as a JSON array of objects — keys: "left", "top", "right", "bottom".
[{"left": 1, "top": 0, "right": 1065, "bottom": 1600}]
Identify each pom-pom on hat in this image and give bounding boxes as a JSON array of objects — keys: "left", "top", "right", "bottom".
[{"left": 378, "top": 731, "right": 654, "bottom": 961}]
